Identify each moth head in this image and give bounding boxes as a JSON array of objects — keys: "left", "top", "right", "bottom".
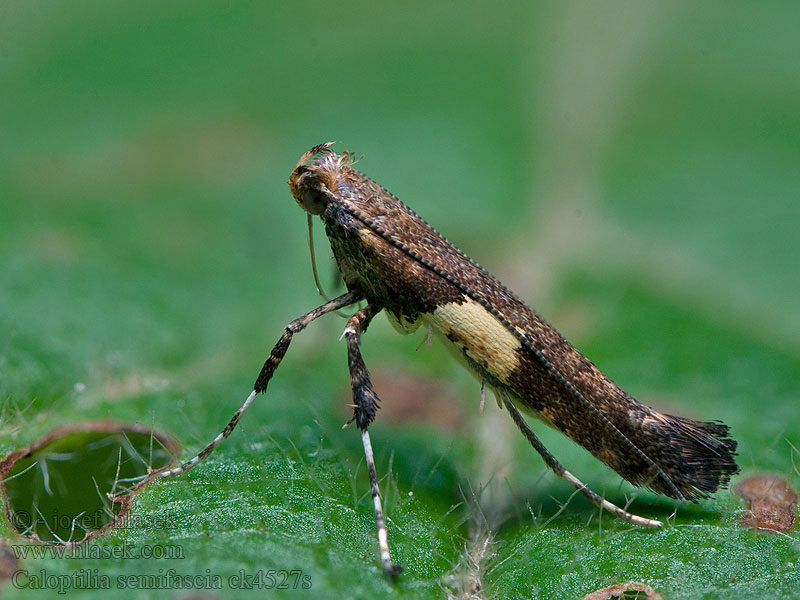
[{"left": 288, "top": 142, "right": 338, "bottom": 215}]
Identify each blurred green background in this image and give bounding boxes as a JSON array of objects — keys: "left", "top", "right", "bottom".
[{"left": 1, "top": 2, "right": 798, "bottom": 599}]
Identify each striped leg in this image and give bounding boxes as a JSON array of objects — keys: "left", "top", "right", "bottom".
[
  {"left": 343, "top": 305, "right": 402, "bottom": 579},
  {"left": 159, "top": 291, "right": 361, "bottom": 479},
  {"left": 500, "top": 389, "right": 663, "bottom": 528}
]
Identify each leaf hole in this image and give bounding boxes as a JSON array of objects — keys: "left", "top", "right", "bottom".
[{"left": 0, "top": 422, "right": 176, "bottom": 544}]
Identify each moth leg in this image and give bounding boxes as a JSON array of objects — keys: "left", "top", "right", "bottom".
[
  {"left": 499, "top": 389, "right": 663, "bottom": 528},
  {"left": 159, "top": 291, "right": 361, "bottom": 479},
  {"left": 343, "top": 305, "right": 403, "bottom": 579}
]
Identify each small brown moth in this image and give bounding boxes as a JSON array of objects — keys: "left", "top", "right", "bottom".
[{"left": 161, "top": 143, "right": 739, "bottom": 578}]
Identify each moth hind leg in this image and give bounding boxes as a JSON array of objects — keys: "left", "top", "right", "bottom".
[
  {"left": 342, "top": 303, "right": 403, "bottom": 579},
  {"left": 499, "top": 388, "right": 663, "bottom": 528}
]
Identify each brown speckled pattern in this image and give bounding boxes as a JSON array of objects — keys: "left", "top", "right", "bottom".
[{"left": 288, "top": 147, "right": 739, "bottom": 501}]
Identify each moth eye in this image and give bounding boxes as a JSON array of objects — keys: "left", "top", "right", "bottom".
[{"left": 301, "top": 187, "right": 329, "bottom": 215}]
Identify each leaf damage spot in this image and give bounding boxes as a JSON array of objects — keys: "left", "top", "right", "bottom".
[
  {"left": 343, "top": 369, "right": 465, "bottom": 432},
  {"left": 583, "top": 582, "right": 662, "bottom": 600},
  {"left": 735, "top": 474, "right": 798, "bottom": 532},
  {"left": 0, "top": 543, "right": 20, "bottom": 581}
]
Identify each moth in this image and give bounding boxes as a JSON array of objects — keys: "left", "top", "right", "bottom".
[{"left": 160, "top": 143, "right": 739, "bottom": 578}]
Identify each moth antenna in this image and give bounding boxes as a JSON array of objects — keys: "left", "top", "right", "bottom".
[
  {"left": 308, "top": 213, "right": 352, "bottom": 319},
  {"left": 307, "top": 213, "right": 330, "bottom": 300}
]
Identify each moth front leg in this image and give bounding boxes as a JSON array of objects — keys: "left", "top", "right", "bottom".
[
  {"left": 342, "top": 304, "right": 402, "bottom": 579},
  {"left": 159, "top": 291, "right": 361, "bottom": 479}
]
